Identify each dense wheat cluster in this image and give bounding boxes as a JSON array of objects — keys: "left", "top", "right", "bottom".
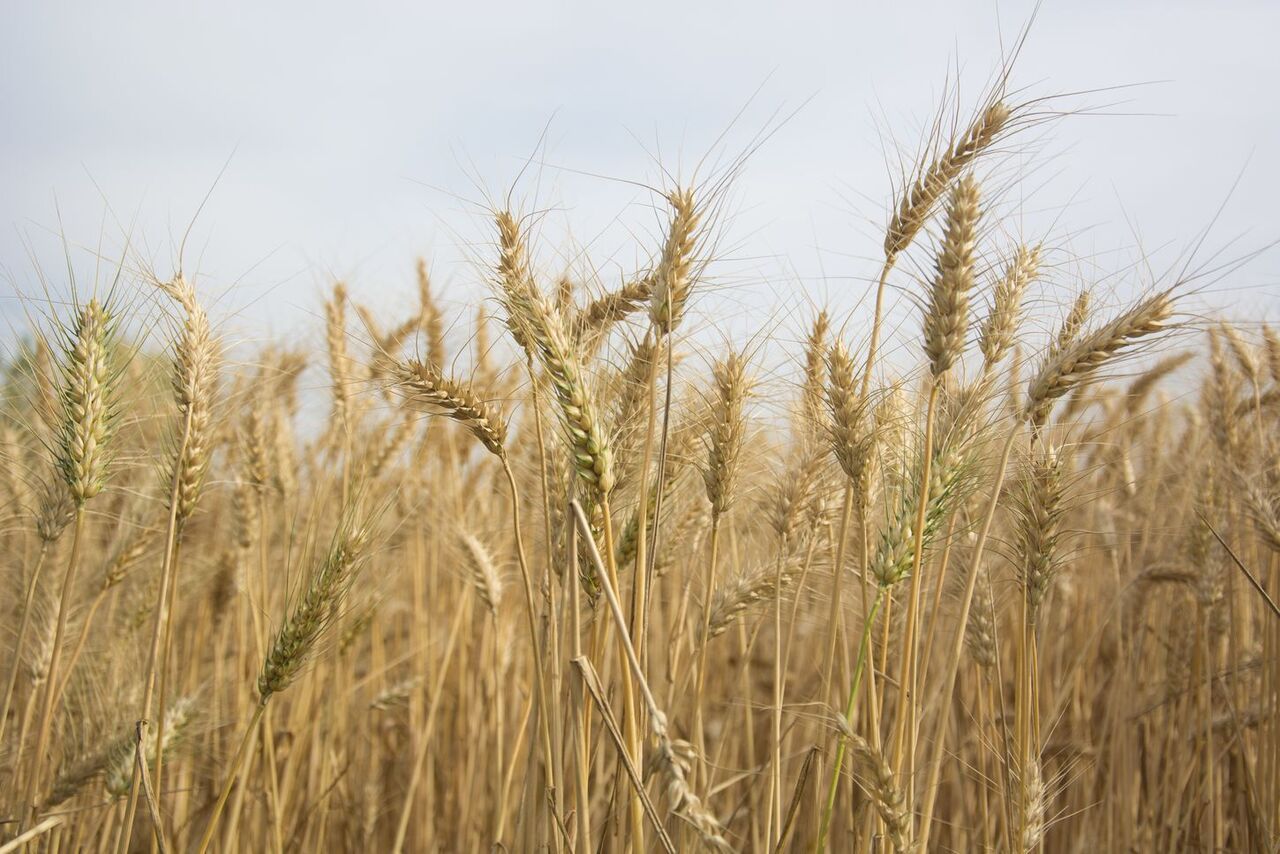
[{"left": 2, "top": 77, "right": 1279, "bottom": 854}]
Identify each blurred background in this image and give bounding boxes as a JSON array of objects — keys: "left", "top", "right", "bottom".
[{"left": 2, "top": 0, "right": 1277, "bottom": 354}]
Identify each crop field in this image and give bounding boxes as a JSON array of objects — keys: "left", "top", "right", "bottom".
[{"left": 1, "top": 21, "right": 1279, "bottom": 854}]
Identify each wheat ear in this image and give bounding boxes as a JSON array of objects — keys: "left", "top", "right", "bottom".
[
  {"left": 923, "top": 174, "right": 982, "bottom": 377},
  {"left": 649, "top": 188, "right": 702, "bottom": 335},
  {"left": 1026, "top": 290, "right": 1175, "bottom": 428}
]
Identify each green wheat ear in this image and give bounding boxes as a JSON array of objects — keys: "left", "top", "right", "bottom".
[{"left": 258, "top": 507, "right": 372, "bottom": 702}]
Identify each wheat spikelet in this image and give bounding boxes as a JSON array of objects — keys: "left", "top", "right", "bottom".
[
  {"left": 458, "top": 528, "right": 504, "bottom": 617},
  {"left": 825, "top": 341, "right": 875, "bottom": 491},
  {"left": 231, "top": 480, "right": 255, "bottom": 553},
  {"left": 494, "top": 210, "right": 539, "bottom": 359},
  {"left": 157, "top": 273, "right": 220, "bottom": 529},
  {"left": 362, "top": 306, "right": 423, "bottom": 377},
  {"left": 702, "top": 351, "right": 749, "bottom": 517},
  {"left": 577, "top": 276, "right": 653, "bottom": 347},
  {"left": 269, "top": 400, "right": 299, "bottom": 498},
  {"left": 0, "top": 426, "right": 28, "bottom": 512},
  {"left": 923, "top": 174, "right": 981, "bottom": 377},
  {"left": 371, "top": 677, "right": 423, "bottom": 711},
  {"left": 338, "top": 606, "right": 376, "bottom": 657},
  {"left": 1013, "top": 445, "right": 1067, "bottom": 624},
  {"left": 1126, "top": 351, "right": 1194, "bottom": 415},
  {"left": 474, "top": 305, "right": 494, "bottom": 385},
  {"left": 367, "top": 413, "right": 417, "bottom": 478},
  {"left": 391, "top": 358, "right": 507, "bottom": 458},
  {"left": 963, "top": 559, "right": 997, "bottom": 669},
  {"left": 1262, "top": 324, "right": 1280, "bottom": 385},
  {"left": 522, "top": 292, "right": 616, "bottom": 497},
  {"left": 1019, "top": 758, "right": 1046, "bottom": 852},
  {"left": 979, "top": 244, "right": 1040, "bottom": 370},
  {"left": 870, "top": 428, "right": 977, "bottom": 587},
  {"left": 649, "top": 188, "right": 702, "bottom": 335},
  {"left": 241, "top": 382, "right": 272, "bottom": 491},
  {"left": 209, "top": 551, "right": 238, "bottom": 626},
  {"left": 1220, "top": 321, "right": 1260, "bottom": 386},
  {"left": 1237, "top": 468, "right": 1280, "bottom": 552},
  {"left": 700, "top": 549, "right": 813, "bottom": 643},
  {"left": 844, "top": 733, "right": 913, "bottom": 853},
  {"left": 101, "top": 520, "right": 155, "bottom": 590},
  {"left": 26, "top": 599, "right": 57, "bottom": 687},
  {"left": 644, "top": 719, "right": 732, "bottom": 852},
  {"left": 104, "top": 696, "right": 196, "bottom": 796},
  {"left": 1026, "top": 290, "right": 1175, "bottom": 428},
  {"left": 325, "top": 283, "right": 352, "bottom": 430},
  {"left": 35, "top": 475, "right": 75, "bottom": 544},
  {"left": 52, "top": 298, "right": 118, "bottom": 504},
  {"left": 417, "top": 259, "right": 447, "bottom": 368},
  {"left": 1163, "top": 610, "right": 1195, "bottom": 699},
  {"left": 554, "top": 275, "right": 575, "bottom": 315},
  {"left": 799, "top": 309, "right": 831, "bottom": 440},
  {"left": 885, "top": 99, "right": 1010, "bottom": 260},
  {"left": 1051, "top": 290, "right": 1091, "bottom": 359},
  {"left": 42, "top": 737, "right": 121, "bottom": 808},
  {"left": 1204, "top": 326, "right": 1244, "bottom": 458},
  {"left": 259, "top": 512, "right": 371, "bottom": 700},
  {"left": 610, "top": 331, "right": 667, "bottom": 477},
  {"left": 770, "top": 442, "right": 829, "bottom": 544}
]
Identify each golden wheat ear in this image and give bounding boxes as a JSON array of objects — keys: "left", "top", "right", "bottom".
[
  {"left": 648, "top": 187, "right": 703, "bottom": 336},
  {"left": 841, "top": 733, "right": 913, "bottom": 854},
  {"left": 886, "top": 99, "right": 1011, "bottom": 261},
  {"left": 155, "top": 274, "right": 221, "bottom": 532},
  {"left": 389, "top": 358, "right": 508, "bottom": 459},
  {"left": 52, "top": 298, "right": 121, "bottom": 505},
  {"left": 1026, "top": 290, "right": 1176, "bottom": 429},
  {"left": 923, "top": 173, "right": 982, "bottom": 378},
  {"left": 979, "top": 244, "right": 1041, "bottom": 372},
  {"left": 825, "top": 340, "right": 875, "bottom": 493},
  {"left": 524, "top": 291, "right": 616, "bottom": 499},
  {"left": 457, "top": 527, "right": 504, "bottom": 618},
  {"left": 701, "top": 350, "right": 750, "bottom": 519}
]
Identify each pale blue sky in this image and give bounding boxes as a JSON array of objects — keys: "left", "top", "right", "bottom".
[{"left": 2, "top": 1, "right": 1278, "bottom": 356}]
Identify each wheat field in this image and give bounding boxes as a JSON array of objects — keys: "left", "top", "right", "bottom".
[{"left": 1, "top": 69, "right": 1278, "bottom": 854}]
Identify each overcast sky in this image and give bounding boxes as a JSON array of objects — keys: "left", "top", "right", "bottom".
[{"left": 3, "top": 1, "right": 1278, "bottom": 357}]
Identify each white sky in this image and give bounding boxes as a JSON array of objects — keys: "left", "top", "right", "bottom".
[{"left": 3, "top": 0, "right": 1278, "bottom": 359}]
